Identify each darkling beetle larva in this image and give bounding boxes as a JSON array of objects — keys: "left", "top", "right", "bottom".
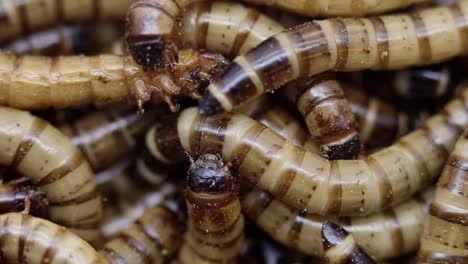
[
  {"left": 178, "top": 154, "right": 244, "bottom": 263},
  {"left": 199, "top": 1, "right": 468, "bottom": 115},
  {"left": 417, "top": 128, "right": 468, "bottom": 264},
  {"left": 0, "top": 177, "right": 48, "bottom": 218}
]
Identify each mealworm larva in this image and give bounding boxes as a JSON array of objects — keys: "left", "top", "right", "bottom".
[
  {"left": 0, "top": 213, "right": 103, "bottom": 264},
  {"left": 199, "top": 1, "right": 468, "bottom": 115},
  {"left": 322, "top": 221, "right": 376, "bottom": 264},
  {"left": 99, "top": 205, "right": 183, "bottom": 264},
  {"left": 58, "top": 107, "right": 158, "bottom": 172},
  {"left": 0, "top": 177, "right": 48, "bottom": 218},
  {"left": 178, "top": 154, "right": 244, "bottom": 263},
  {"left": 0, "top": 0, "right": 130, "bottom": 43},
  {"left": 1, "top": 23, "right": 123, "bottom": 56},
  {"left": 344, "top": 81, "right": 430, "bottom": 148},
  {"left": 149, "top": 88, "right": 467, "bottom": 215},
  {"left": 282, "top": 75, "right": 360, "bottom": 159},
  {"left": 0, "top": 49, "right": 228, "bottom": 111},
  {"left": 241, "top": 182, "right": 434, "bottom": 260},
  {"left": 0, "top": 107, "right": 102, "bottom": 244},
  {"left": 417, "top": 128, "right": 468, "bottom": 264}
]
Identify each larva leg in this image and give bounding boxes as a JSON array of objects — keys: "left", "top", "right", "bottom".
[
  {"left": 1, "top": 23, "right": 123, "bottom": 56},
  {"left": 417, "top": 128, "right": 468, "bottom": 263},
  {"left": 0, "top": 49, "right": 228, "bottom": 111},
  {"left": 99, "top": 205, "right": 183, "bottom": 263},
  {"left": 0, "top": 177, "right": 48, "bottom": 217},
  {"left": 0, "top": 0, "right": 130, "bottom": 43},
  {"left": 0, "top": 107, "right": 102, "bottom": 244},
  {"left": 322, "top": 221, "right": 376, "bottom": 264},
  {"left": 178, "top": 154, "right": 244, "bottom": 263},
  {"left": 240, "top": 182, "right": 433, "bottom": 260},
  {"left": 200, "top": 1, "right": 468, "bottom": 114},
  {"left": 282, "top": 75, "right": 360, "bottom": 159},
  {"left": 149, "top": 88, "right": 467, "bottom": 215},
  {"left": 58, "top": 106, "right": 158, "bottom": 172},
  {"left": 0, "top": 213, "right": 103, "bottom": 263}
]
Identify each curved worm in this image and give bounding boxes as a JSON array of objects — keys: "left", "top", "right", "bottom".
[
  {"left": 148, "top": 88, "right": 467, "bottom": 215},
  {"left": 199, "top": 1, "right": 468, "bottom": 115},
  {"left": 59, "top": 107, "right": 158, "bottom": 172},
  {"left": 0, "top": 177, "right": 48, "bottom": 218},
  {"left": 1, "top": 23, "right": 123, "bottom": 56},
  {"left": 282, "top": 75, "right": 361, "bottom": 159},
  {"left": 0, "top": 49, "right": 228, "bottom": 111},
  {"left": 0, "top": 213, "right": 103, "bottom": 264},
  {"left": 100, "top": 205, "right": 183, "bottom": 263},
  {"left": 322, "top": 221, "right": 376, "bottom": 264},
  {"left": 417, "top": 128, "right": 468, "bottom": 264},
  {"left": 178, "top": 154, "right": 244, "bottom": 263},
  {"left": 241, "top": 183, "right": 433, "bottom": 260},
  {"left": 0, "top": 107, "right": 102, "bottom": 244},
  {"left": 0, "top": 0, "right": 130, "bottom": 43}
]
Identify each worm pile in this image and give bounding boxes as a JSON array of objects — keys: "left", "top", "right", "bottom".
[{"left": 0, "top": 0, "right": 465, "bottom": 263}]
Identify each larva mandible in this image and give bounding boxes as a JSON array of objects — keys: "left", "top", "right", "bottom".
[
  {"left": 199, "top": 0, "right": 468, "bottom": 115},
  {"left": 0, "top": 177, "right": 48, "bottom": 218},
  {"left": 322, "top": 221, "right": 376, "bottom": 264},
  {"left": 417, "top": 128, "right": 468, "bottom": 264},
  {"left": 1, "top": 23, "right": 123, "bottom": 56},
  {"left": 282, "top": 75, "right": 360, "bottom": 159},
  {"left": 99, "top": 205, "right": 183, "bottom": 264},
  {"left": 0, "top": 0, "right": 130, "bottom": 43},
  {"left": 58, "top": 106, "right": 158, "bottom": 172},
  {"left": 0, "top": 107, "right": 102, "bottom": 244},
  {"left": 0, "top": 49, "right": 228, "bottom": 112},
  {"left": 178, "top": 154, "right": 244, "bottom": 263},
  {"left": 241, "top": 182, "right": 434, "bottom": 260},
  {"left": 148, "top": 88, "right": 467, "bottom": 215},
  {"left": 126, "top": 0, "right": 432, "bottom": 69},
  {"left": 0, "top": 213, "right": 103, "bottom": 264}
]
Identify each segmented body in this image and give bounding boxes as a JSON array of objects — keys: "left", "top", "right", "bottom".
[
  {"left": 0, "top": 213, "right": 103, "bottom": 264},
  {"left": 0, "top": 49, "right": 228, "bottom": 111},
  {"left": 322, "top": 221, "right": 376, "bottom": 264},
  {"left": 0, "top": 107, "right": 102, "bottom": 244},
  {"left": 100, "top": 206, "right": 183, "bottom": 263},
  {"left": 241, "top": 183, "right": 433, "bottom": 260},
  {"left": 1, "top": 23, "right": 123, "bottom": 56},
  {"left": 148, "top": 89, "right": 468, "bottom": 215},
  {"left": 200, "top": 1, "right": 468, "bottom": 114},
  {"left": 282, "top": 75, "right": 360, "bottom": 159},
  {"left": 417, "top": 129, "right": 468, "bottom": 264},
  {"left": 59, "top": 107, "right": 157, "bottom": 172},
  {"left": 0, "top": 177, "right": 48, "bottom": 217},
  {"left": 0, "top": 0, "right": 130, "bottom": 43},
  {"left": 178, "top": 154, "right": 244, "bottom": 263}
]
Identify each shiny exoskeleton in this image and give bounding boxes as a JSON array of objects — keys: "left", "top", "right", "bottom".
[
  {"left": 417, "top": 128, "right": 468, "bottom": 264},
  {"left": 0, "top": 177, "right": 48, "bottom": 217},
  {"left": 199, "top": 1, "right": 468, "bottom": 115},
  {"left": 178, "top": 154, "right": 244, "bottom": 263}
]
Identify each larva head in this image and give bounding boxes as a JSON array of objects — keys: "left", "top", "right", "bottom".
[{"left": 187, "top": 154, "right": 234, "bottom": 194}]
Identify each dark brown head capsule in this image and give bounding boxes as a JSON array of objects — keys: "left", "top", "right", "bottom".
[{"left": 322, "top": 221, "right": 376, "bottom": 264}]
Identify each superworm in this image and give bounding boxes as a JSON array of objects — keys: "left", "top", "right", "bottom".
[
  {"left": 99, "top": 205, "right": 183, "bottom": 263},
  {"left": 199, "top": 1, "right": 468, "bottom": 115},
  {"left": 0, "top": 213, "right": 103, "bottom": 264},
  {"left": 0, "top": 49, "right": 228, "bottom": 111},
  {"left": 178, "top": 153, "right": 244, "bottom": 263},
  {"left": 282, "top": 75, "right": 361, "bottom": 159},
  {"left": 1, "top": 23, "right": 123, "bottom": 56},
  {"left": 0, "top": 177, "right": 48, "bottom": 218},
  {"left": 417, "top": 128, "right": 468, "bottom": 264},
  {"left": 322, "top": 221, "right": 376, "bottom": 264},
  {"left": 58, "top": 107, "right": 157, "bottom": 172},
  {"left": 241, "top": 182, "right": 434, "bottom": 260},
  {"left": 148, "top": 88, "right": 468, "bottom": 215},
  {"left": 0, "top": 0, "right": 130, "bottom": 43},
  {"left": 0, "top": 107, "right": 102, "bottom": 244}
]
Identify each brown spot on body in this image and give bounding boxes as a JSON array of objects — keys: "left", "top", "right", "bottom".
[
  {"left": 411, "top": 13, "right": 432, "bottom": 65},
  {"left": 397, "top": 139, "right": 430, "bottom": 184},
  {"left": 230, "top": 9, "right": 260, "bottom": 57},
  {"left": 331, "top": 19, "right": 349, "bottom": 70},
  {"left": 37, "top": 150, "right": 85, "bottom": 186},
  {"left": 11, "top": 118, "right": 48, "bottom": 170},
  {"left": 369, "top": 17, "right": 389, "bottom": 69}
]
